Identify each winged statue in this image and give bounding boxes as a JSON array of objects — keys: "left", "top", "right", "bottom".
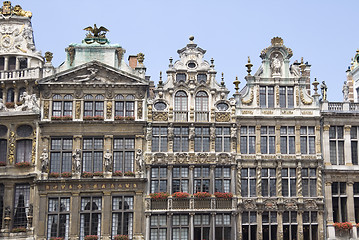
[{"left": 83, "top": 24, "right": 109, "bottom": 38}]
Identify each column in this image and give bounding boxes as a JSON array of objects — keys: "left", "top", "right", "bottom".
[
  {"left": 37, "top": 194, "right": 47, "bottom": 238},
  {"left": 145, "top": 213, "right": 151, "bottom": 240},
  {"left": 189, "top": 165, "right": 194, "bottom": 194},
  {"left": 133, "top": 191, "right": 144, "bottom": 239},
  {"left": 3, "top": 183, "right": 13, "bottom": 231},
  {"left": 70, "top": 193, "right": 80, "bottom": 239},
  {"left": 146, "top": 166, "right": 151, "bottom": 195},
  {"left": 295, "top": 125, "right": 301, "bottom": 154},
  {"left": 275, "top": 125, "right": 281, "bottom": 154},
  {"left": 237, "top": 164, "right": 242, "bottom": 197},
  {"left": 237, "top": 211, "right": 242, "bottom": 240},
  {"left": 322, "top": 125, "right": 331, "bottom": 165},
  {"left": 346, "top": 182, "right": 355, "bottom": 223},
  {"left": 211, "top": 213, "right": 216, "bottom": 240},
  {"left": 325, "top": 182, "right": 335, "bottom": 239},
  {"left": 102, "top": 191, "right": 111, "bottom": 239},
  {"left": 232, "top": 212, "right": 238, "bottom": 240},
  {"left": 257, "top": 211, "right": 263, "bottom": 240},
  {"left": 277, "top": 161, "right": 282, "bottom": 197},
  {"left": 104, "top": 135, "right": 112, "bottom": 177},
  {"left": 297, "top": 162, "right": 302, "bottom": 197},
  {"left": 189, "top": 213, "right": 194, "bottom": 240},
  {"left": 277, "top": 211, "right": 283, "bottom": 240},
  {"left": 257, "top": 164, "right": 262, "bottom": 198},
  {"left": 231, "top": 165, "right": 236, "bottom": 194},
  {"left": 210, "top": 165, "right": 215, "bottom": 194},
  {"left": 256, "top": 125, "right": 261, "bottom": 154},
  {"left": 167, "top": 213, "right": 172, "bottom": 240},
  {"left": 318, "top": 211, "right": 325, "bottom": 240},
  {"left": 344, "top": 125, "right": 352, "bottom": 165},
  {"left": 297, "top": 211, "right": 303, "bottom": 240},
  {"left": 4, "top": 56, "right": 8, "bottom": 71},
  {"left": 15, "top": 57, "right": 19, "bottom": 70}
]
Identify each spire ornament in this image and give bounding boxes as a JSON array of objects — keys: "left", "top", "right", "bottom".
[
  {"left": 312, "top": 78, "right": 319, "bottom": 96},
  {"left": 233, "top": 76, "right": 240, "bottom": 93},
  {"left": 245, "top": 56, "right": 253, "bottom": 75},
  {"left": 83, "top": 24, "right": 109, "bottom": 44},
  {"left": 220, "top": 73, "right": 225, "bottom": 87}
]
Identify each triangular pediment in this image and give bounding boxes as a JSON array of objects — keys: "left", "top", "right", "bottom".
[{"left": 38, "top": 61, "right": 148, "bottom": 85}]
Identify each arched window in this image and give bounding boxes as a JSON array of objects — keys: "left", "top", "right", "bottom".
[
  {"left": 174, "top": 91, "right": 188, "bottom": 122},
  {"left": 52, "top": 94, "right": 73, "bottom": 118},
  {"left": 7, "top": 88, "right": 14, "bottom": 103},
  {"left": 18, "top": 87, "right": 26, "bottom": 102},
  {"left": 195, "top": 91, "right": 209, "bottom": 121},
  {"left": 8, "top": 57, "right": 16, "bottom": 70}
]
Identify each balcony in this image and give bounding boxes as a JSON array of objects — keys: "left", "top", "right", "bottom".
[
  {"left": 195, "top": 111, "right": 209, "bottom": 122},
  {"left": 174, "top": 111, "right": 188, "bottom": 122},
  {"left": 0, "top": 67, "right": 41, "bottom": 81},
  {"left": 147, "top": 197, "right": 234, "bottom": 211},
  {"left": 327, "top": 102, "right": 343, "bottom": 111}
]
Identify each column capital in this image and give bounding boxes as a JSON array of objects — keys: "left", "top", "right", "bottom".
[{"left": 323, "top": 125, "right": 330, "bottom": 131}]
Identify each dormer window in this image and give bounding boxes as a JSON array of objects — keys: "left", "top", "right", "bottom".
[
  {"left": 174, "top": 91, "right": 188, "bottom": 122},
  {"left": 197, "top": 74, "right": 207, "bottom": 83},
  {"left": 260, "top": 86, "right": 274, "bottom": 108},
  {"left": 187, "top": 62, "right": 196, "bottom": 69},
  {"left": 176, "top": 73, "right": 186, "bottom": 83}
]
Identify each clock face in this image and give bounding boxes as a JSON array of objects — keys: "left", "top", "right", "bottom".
[{"left": 1, "top": 35, "right": 12, "bottom": 48}]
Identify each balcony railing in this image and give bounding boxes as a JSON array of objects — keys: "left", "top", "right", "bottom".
[
  {"left": 195, "top": 111, "right": 209, "bottom": 122},
  {"left": 350, "top": 103, "right": 359, "bottom": 111},
  {"left": 148, "top": 197, "right": 234, "bottom": 210},
  {"left": 328, "top": 102, "right": 343, "bottom": 111},
  {"left": 174, "top": 111, "right": 188, "bottom": 122},
  {"left": 0, "top": 67, "right": 41, "bottom": 81}
]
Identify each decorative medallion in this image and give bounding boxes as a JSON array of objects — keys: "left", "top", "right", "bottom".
[
  {"left": 153, "top": 112, "right": 168, "bottom": 121},
  {"left": 215, "top": 112, "right": 230, "bottom": 122}
]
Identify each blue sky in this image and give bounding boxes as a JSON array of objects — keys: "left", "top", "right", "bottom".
[{"left": 14, "top": 0, "right": 359, "bottom": 101}]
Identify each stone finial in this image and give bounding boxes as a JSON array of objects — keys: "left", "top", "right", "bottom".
[
  {"left": 245, "top": 56, "right": 253, "bottom": 75},
  {"left": 233, "top": 76, "right": 240, "bottom": 93},
  {"left": 189, "top": 35, "right": 194, "bottom": 43},
  {"left": 44, "top": 51, "right": 53, "bottom": 63},
  {"left": 271, "top": 36, "right": 283, "bottom": 46},
  {"left": 210, "top": 58, "right": 214, "bottom": 68},
  {"left": 312, "top": 78, "right": 319, "bottom": 96},
  {"left": 159, "top": 71, "right": 163, "bottom": 86},
  {"left": 299, "top": 57, "right": 306, "bottom": 74},
  {"left": 221, "top": 73, "right": 225, "bottom": 87},
  {"left": 137, "top": 53, "right": 145, "bottom": 65}
]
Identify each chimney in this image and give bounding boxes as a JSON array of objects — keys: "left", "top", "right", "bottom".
[{"left": 128, "top": 55, "right": 137, "bottom": 69}]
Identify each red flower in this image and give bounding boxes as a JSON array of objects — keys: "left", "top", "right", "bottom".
[
  {"left": 150, "top": 192, "right": 169, "bottom": 200},
  {"left": 193, "top": 192, "right": 211, "bottom": 198},
  {"left": 113, "top": 170, "right": 123, "bottom": 176},
  {"left": 172, "top": 192, "right": 190, "bottom": 198},
  {"left": 334, "top": 222, "right": 353, "bottom": 230},
  {"left": 214, "top": 192, "right": 233, "bottom": 199}
]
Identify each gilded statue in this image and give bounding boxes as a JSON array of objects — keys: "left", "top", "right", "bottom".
[
  {"left": 84, "top": 24, "right": 109, "bottom": 38},
  {"left": 12, "top": 5, "right": 32, "bottom": 18}
]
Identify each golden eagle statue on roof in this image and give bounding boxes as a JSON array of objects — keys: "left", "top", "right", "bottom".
[{"left": 84, "top": 24, "right": 109, "bottom": 38}]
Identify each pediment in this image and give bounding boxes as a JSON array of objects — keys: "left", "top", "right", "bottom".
[{"left": 39, "top": 61, "right": 148, "bottom": 86}]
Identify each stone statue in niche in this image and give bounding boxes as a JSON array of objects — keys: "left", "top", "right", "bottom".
[
  {"left": 271, "top": 53, "right": 282, "bottom": 76},
  {"left": 40, "top": 148, "right": 49, "bottom": 173},
  {"left": 72, "top": 149, "right": 81, "bottom": 173},
  {"left": 104, "top": 149, "right": 112, "bottom": 172},
  {"left": 136, "top": 149, "right": 145, "bottom": 177},
  {"left": 342, "top": 81, "right": 349, "bottom": 102},
  {"left": 168, "top": 123, "right": 174, "bottom": 140},
  {"left": 146, "top": 123, "right": 152, "bottom": 141}
]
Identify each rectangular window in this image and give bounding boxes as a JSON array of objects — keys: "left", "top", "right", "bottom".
[
  {"left": 300, "top": 126, "right": 315, "bottom": 154},
  {"left": 351, "top": 127, "right": 359, "bottom": 165},
  {"left": 112, "top": 196, "right": 133, "bottom": 239},
  {"left": 194, "top": 166, "right": 210, "bottom": 193},
  {"left": 240, "top": 126, "right": 256, "bottom": 154},
  {"left": 330, "top": 126, "right": 344, "bottom": 165},
  {"left": 242, "top": 211, "right": 257, "bottom": 240},
  {"left": 150, "top": 214, "right": 167, "bottom": 240},
  {"left": 50, "top": 138, "right": 73, "bottom": 173},
  {"left": 260, "top": 86, "right": 274, "bottom": 108},
  {"left": 52, "top": 101, "right": 73, "bottom": 117},
  {"left": 215, "top": 127, "right": 231, "bottom": 152},
  {"left": 115, "top": 99, "right": 135, "bottom": 117},
  {"left": 241, "top": 168, "right": 256, "bottom": 197},
  {"left": 214, "top": 167, "right": 231, "bottom": 193},
  {"left": 172, "top": 214, "right": 189, "bottom": 240},
  {"left": 113, "top": 138, "right": 135, "bottom": 172},
  {"left": 354, "top": 182, "right": 359, "bottom": 223},
  {"left": 194, "top": 214, "right": 210, "bottom": 240},
  {"left": 82, "top": 138, "right": 103, "bottom": 173},
  {"left": 172, "top": 167, "right": 189, "bottom": 193},
  {"left": 13, "top": 184, "right": 30, "bottom": 228},
  {"left": 283, "top": 211, "right": 297, "bottom": 240},
  {"left": 47, "top": 197, "right": 70, "bottom": 239},
  {"left": 151, "top": 167, "right": 167, "bottom": 193},
  {"left": 282, "top": 168, "right": 296, "bottom": 197},
  {"left": 173, "top": 127, "right": 189, "bottom": 152},
  {"left": 279, "top": 86, "right": 294, "bottom": 108},
  {"left": 215, "top": 214, "right": 231, "bottom": 240},
  {"left": 16, "top": 139, "right": 32, "bottom": 163},
  {"left": 0, "top": 139, "right": 7, "bottom": 163},
  {"left": 262, "top": 168, "right": 276, "bottom": 197},
  {"left": 80, "top": 197, "right": 101, "bottom": 240},
  {"left": 261, "top": 126, "right": 275, "bottom": 154},
  {"left": 84, "top": 101, "right": 104, "bottom": 117},
  {"left": 262, "top": 211, "right": 277, "bottom": 240},
  {"left": 303, "top": 211, "right": 318, "bottom": 240},
  {"left": 302, "top": 168, "right": 317, "bottom": 197},
  {"left": 280, "top": 126, "right": 295, "bottom": 154},
  {"left": 332, "top": 182, "right": 347, "bottom": 222},
  {"left": 152, "top": 127, "right": 167, "bottom": 152},
  {"left": 194, "top": 127, "right": 210, "bottom": 152}
]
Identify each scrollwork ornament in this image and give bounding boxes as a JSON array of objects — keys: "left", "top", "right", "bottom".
[
  {"left": 75, "top": 101, "right": 81, "bottom": 119},
  {"left": 106, "top": 101, "right": 112, "bottom": 119},
  {"left": 8, "top": 131, "right": 15, "bottom": 164},
  {"left": 31, "top": 130, "right": 36, "bottom": 164},
  {"left": 241, "top": 87, "right": 254, "bottom": 105},
  {"left": 137, "top": 101, "right": 143, "bottom": 119},
  {"left": 43, "top": 101, "right": 49, "bottom": 119},
  {"left": 152, "top": 112, "right": 168, "bottom": 121},
  {"left": 300, "top": 89, "right": 313, "bottom": 105},
  {"left": 215, "top": 112, "right": 230, "bottom": 122}
]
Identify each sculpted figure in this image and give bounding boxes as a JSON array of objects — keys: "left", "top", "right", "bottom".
[
  {"left": 168, "top": 123, "right": 174, "bottom": 140},
  {"left": 146, "top": 123, "right": 152, "bottom": 141},
  {"left": 342, "top": 81, "right": 349, "bottom": 102},
  {"left": 136, "top": 149, "right": 145, "bottom": 177},
  {"left": 0, "top": 98, "right": 6, "bottom": 111},
  {"left": 74, "top": 68, "right": 99, "bottom": 82},
  {"left": 104, "top": 149, "right": 112, "bottom": 172},
  {"left": 271, "top": 53, "right": 282, "bottom": 75},
  {"left": 189, "top": 123, "right": 195, "bottom": 140},
  {"left": 16, "top": 92, "right": 39, "bottom": 112},
  {"left": 320, "top": 81, "right": 328, "bottom": 101},
  {"left": 40, "top": 148, "right": 49, "bottom": 173},
  {"left": 231, "top": 124, "right": 238, "bottom": 138},
  {"left": 72, "top": 149, "right": 81, "bottom": 173}
]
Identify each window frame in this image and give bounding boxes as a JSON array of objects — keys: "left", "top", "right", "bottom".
[
  {"left": 215, "top": 127, "right": 231, "bottom": 152},
  {"left": 280, "top": 126, "right": 295, "bottom": 154},
  {"left": 261, "top": 168, "right": 276, "bottom": 197},
  {"left": 50, "top": 138, "right": 73, "bottom": 173},
  {"left": 113, "top": 137, "right": 135, "bottom": 172},
  {"left": 260, "top": 86, "right": 274, "bottom": 108},
  {"left": 241, "top": 168, "right": 256, "bottom": 197},
  {"left": 151, "top": 166, "right": 167, "bottom": 193},
  {"left": 150, "top": 214, "right": 167, "bottom": 240},
  {"left": 111, "top": 196, "right": 134, "bottom": 239},
  {"left": 82, "top": 137, "right": 104, "bottom": 173},
  {"left": 214, "top": 166, "right": 231, "bottom": 193},
  {"left": 300, "top": 126, "right": 316, "bottom": 154},
  {"left": 47, "top": 197, "right": 70, "bottom": 240},
  {"left": 13, "top": 184, "right": 30, "bottom": 228},
  {"left": 194, "top": 126, "right": 210, "bottom": 152},
  {"left": 240, "top": 126, "right": 256, "bottom": 154},
  {"left": 329, "top": 126, "right": 345, "bottom": 165},
  {"left": 193, "top": 166, "right": 210, "bottom": 193},
  {"left": 173, "top": 126, "right": 189, "bottom": 152},
  {"left": 80, "top": 196, "right": 102, "bottom": 240},
  {"left": 172, "top": 166, "right": 189, "bottom": 193},
  {"left": 152, "top": 127, "right": 168, "bottom": 152},
  {"left": 260, "top": 126, "right": 275, "bottom": 154}
]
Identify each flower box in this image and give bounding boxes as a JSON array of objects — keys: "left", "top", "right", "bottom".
[
  {"left": 114, "top": 235, "right": 129, "bottom": 240},
  {"left": 124, "top": 171, "right": 135, "bottom": 177},
  {"left": 150, "top": 192, "right": 170, "bottom": 200},
  {"left": 81, "top": 171, "right": 94, "bottom": 178},
  {"left": 49, "top": 172, "right": 60, "bottom": 178},
  {"left": 113, "top": 170, "right": 123, "bottom": 176},
  {"left": 172, "top": 192, "right": 190, "bottom": 198},
  {"left": 115, "top": 116, "right": 125, "bottom": 120},
  {"left": 50, "top": 237, "right": 64, "bottom": 240},
  {"left": 16, "top": 101, "right": 23, "bottom": 106},
  {"left": 93, "top": 171, "right": 104, "bottom": 177},
  {"left": 115, "top": 116, "right": 135, "bottom": 121},
  {"left": 84, "top": 235, "right": 98, "bottom": 240},
  {"left": 214, "top": 192, "right": 233, "bottom": 199},
  {"left": 0, "top": 161, "right": 6, "bottom": 166},
  {"left": 334, "top": 222, "right": 353, "bottom": 230},
  {"left": 125, "top": 116, "right": 135, "bottom": 120},
  {"left": 193, "top": 192, "right": 211, "bottom": 198},
  {"left": 15, "top": 162, "right": 31, "bottom": 168},
  {"left": 83, "top": 116, "right": 104, "bottom": 121},
  {"left": 61, "top": 172, "right": 72, "bottom": 178},
  {"left": 51, "top": 115, "right": 73, "bottom": 121},
  {"left": 11, "top": 227, "right": 26, "bottom": 233},
  {"left": 5, "top": 102, "right": 15, "bottom": 108}
]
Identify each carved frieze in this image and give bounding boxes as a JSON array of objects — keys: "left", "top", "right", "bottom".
[
  {"left": 263, "top": 199, "right": 277, "bottom": 210},
  {"left": 283, "top": 199, "right": 298, "bottom": 210},
  {"left": 8, "top": 131, "right": 15, "bottom": 164},
  {"left": 106, "top": 101, "right": 112, "bottom": 119},
  {"left": 241, "top": 88, "right": 254, "bottom": 105},
  {"left": 152, "top": 112, "right": 168, "bottom": 121},
  {"left": 216, "top": 153, "right": 232, "bottom": 165},
  {"left": 303, "top": 199, "right": 318, "bottom": 210},
  {"left": 241, "top": 199, "right": 256, "bottom": 210},
  {"left": 75, "top": 101, "right": 81, "bottom": 119},
  {"left": 137, "top": 101, "right": 143, "bottom": 119},
  {"left": 151, "top": 153, "right": 167, "bottom": 164},
  {"left": 43, "top": 101, "right": 49, "bottom": 119},
  {"left": 215, "top": 112, "right": 230, "bottom": 122}
]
